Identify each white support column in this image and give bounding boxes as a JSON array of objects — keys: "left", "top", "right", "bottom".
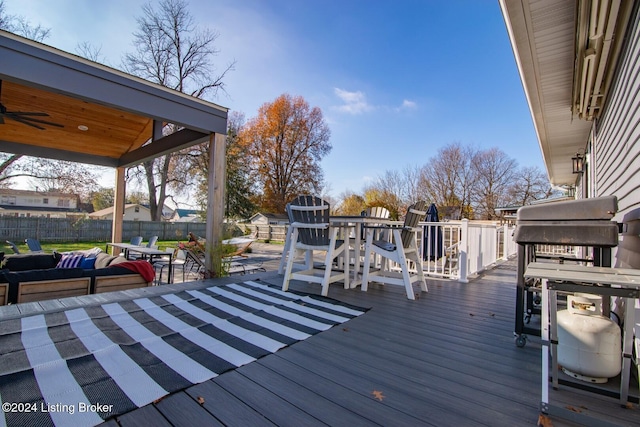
[
  {"left": 502, "top": 223, "right": 509, "bottom": 261},
  {"left": 458, "top": 218, "right": 469, "bottom": 283},
  {"left": 110, "top": 167, "right": 126, "bottom": 251},
  {"left": 205, "top": 132, "right": 227, "bottom": 277}
]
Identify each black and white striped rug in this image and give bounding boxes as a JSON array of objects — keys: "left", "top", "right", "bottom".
[{"left": 0, "top": 281, "right": 367, "bottom": 427}]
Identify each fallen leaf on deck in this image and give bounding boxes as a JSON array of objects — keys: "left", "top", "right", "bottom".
[
  {"left": 625, "top": 402, "right": 635, "bottom": 410},
  {"left": 197, "top": 396, "right": 205, "bottom": 405},
  {"left": 489, "top": 312, "right": 495, "bottom": 317},
  {"left": 565, "top": 405, "right": 581, "bottom": 413},
  {"left": 371, "top": 390, "right": 385, "bottom": 401},
  {"left": 342, "top": 327, "right": 350, "bottom": 332},
  {"left": 537, "top": 414, "right": 553, "bottom": 426},
  {"left": 469, "top": 313, "right": 475, "bottom": 316}
]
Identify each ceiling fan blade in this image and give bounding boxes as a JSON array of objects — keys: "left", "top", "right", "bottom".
[
  {"left": 8, "top": 111, "right": 50, "bottom": 117},
  {"left": 10, "top": 115, "right": 45, "bottom": 130},
  {"left": 12, "top": 115, "right": 64, "bottom": 128}
]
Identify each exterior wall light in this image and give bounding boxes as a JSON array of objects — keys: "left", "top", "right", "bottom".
[{"left": 572, "top": 152, "right": 584, "bottom": 174}]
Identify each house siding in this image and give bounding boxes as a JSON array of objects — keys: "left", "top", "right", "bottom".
[{"left": 591, "top": 4, "right": 640, "bottom": 269}]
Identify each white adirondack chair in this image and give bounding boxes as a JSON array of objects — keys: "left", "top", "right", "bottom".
[
  {"left": 361, "top": 201, "right": 429, "bottom": 300},
  {"left": 282, "top": 195, "right": 349, "bottom": 296}
]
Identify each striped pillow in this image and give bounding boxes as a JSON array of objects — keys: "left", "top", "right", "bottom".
[{"left": 56, "top": 253, "right": 84, "bottom": 268}]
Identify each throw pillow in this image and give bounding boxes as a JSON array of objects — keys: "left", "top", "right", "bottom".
[
  {"left": 56, "top": 253, "right": 84, "bottom": 269},
  {"left": 79, "top": 257, "right": 96, "bottom": 269}
]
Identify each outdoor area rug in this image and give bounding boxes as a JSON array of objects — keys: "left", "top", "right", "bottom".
[{"left": 0, "top": 281, "right": 367, "bottom": 427}]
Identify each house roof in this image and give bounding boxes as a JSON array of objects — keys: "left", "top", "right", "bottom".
[
  {"left": 0, "top": 188, "right": 78, "bottom": 198},
  {"left": 89, "top": 203, "right": 150, "bottom": 217},
  {"left": 174, "top": 208, "right": 200, "bottom": 217},
  {"left": 0, "top": 30, "right": 228, "bottom": 168},
  {"left": 499, "top": 0, "right": 633, "bottom": 186},
  {"left": 250, "top": 212, "right": 289, "bottom": 221}
]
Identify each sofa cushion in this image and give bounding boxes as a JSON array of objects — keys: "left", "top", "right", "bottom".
[
  {"left": 4, "top": 253, "right": 62, "bottom": 271},
  {"left": 94, "top": 253, "right": 117, "bottom": 269},
  {"left": 108, "top": 256, "right": 128, "bottom": 266}
]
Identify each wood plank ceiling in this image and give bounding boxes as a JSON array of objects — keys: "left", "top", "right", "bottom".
[
  {"left": 0, "top": 30, "right": 228, "bottom": 168},
  {"left": 1, "top": 80, "right": 153, "bottom": 159}
]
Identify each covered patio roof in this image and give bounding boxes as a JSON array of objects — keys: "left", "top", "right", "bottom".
[
  {"left": 0, "top": 30, "right": 228, "bottom": 268},
  {"left": 0, "top": 30, "right": 228, "bottom": 167},
  {"left": 499, "top": 0, "right": 633, "bottom": 186}
]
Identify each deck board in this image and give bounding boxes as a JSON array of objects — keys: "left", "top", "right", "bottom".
[{"left": 2, "top": 256, "right": 639, "bottom": 426}]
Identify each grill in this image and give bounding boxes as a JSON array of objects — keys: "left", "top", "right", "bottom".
[{"left": 513, "top": 196, "right": 619, "bottom": 347}]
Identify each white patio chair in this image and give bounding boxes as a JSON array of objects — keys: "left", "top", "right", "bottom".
[
  {"left": 354, "top": 206, "right": 390, "bottom": 268},
  {"left": 153, "top": 248, "right": 187, "bottom": 285},
  {"left": 361, "top": 201, "right": 429, "bottom": 300},
  {"left": 282, "top": 195, "right": 349, "bottom": 296},
  {"left": 278, "top": 203, "right": 313, "bottom": 274}
]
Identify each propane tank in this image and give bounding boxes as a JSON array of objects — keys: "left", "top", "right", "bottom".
[{"left": 557, "top": 293, "right": 621, "bottom": 383}]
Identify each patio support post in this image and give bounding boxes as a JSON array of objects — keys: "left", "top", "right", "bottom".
[
  {"left": 111, "top": 166, "right": 126, "bottom": 248},
  {"left": 205, "top": 132, "right": 226, "bottom": 277},
  {"left": 502, "top": 223, "right": 509, "bottom": 261},
  {"left": 458, "top": 218, "right": 469, "bottom": 283}
]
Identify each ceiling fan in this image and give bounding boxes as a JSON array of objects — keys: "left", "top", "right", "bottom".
[{"left": 0, "top": 80, "right": 64, "bottom": 130}]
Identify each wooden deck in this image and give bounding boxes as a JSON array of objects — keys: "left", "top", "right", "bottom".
[{"left": 2, "top": 257, "right": 639, "bottom": 426}]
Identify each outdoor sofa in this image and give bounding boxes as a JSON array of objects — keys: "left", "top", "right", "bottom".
[{"left": 0, "top": 250, "right": 154, "bottom": 305}]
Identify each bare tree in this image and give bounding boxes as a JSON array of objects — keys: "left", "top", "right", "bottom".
[
  {"left": 76, "top": 41, "right": 105, "bottom": 63},
  {"left": 0, "top": 0, "right": 49, "bottom": 41},
  {"left": 122, "top": 0, "right": 235, "bottom": 220},
  {"left": 470, "top": 148, "right": 517, "bottom": 220},
  {"left": 508, "top": 165, "right": 554, "bottom": 206},
  {"left": 420, "top": 142, "right": 476, "bottom": 219}
]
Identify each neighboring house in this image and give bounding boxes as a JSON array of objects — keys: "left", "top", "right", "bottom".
[
  {"left": 0, "top": 189, "right": 82, "bottom": 218},
  {"left": 89, "top": 204, "right": 151, "bottom": 221},
  {"left": 249, "top": 212, "right": 290, "bottom": 226},
  {"left": 169, "top": 209, "right": 203, "bottom": 223},
  {"left": 501, "top": 0, "right": 640, "bottom": 382}
]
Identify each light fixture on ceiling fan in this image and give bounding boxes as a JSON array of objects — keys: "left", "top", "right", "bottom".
[{"left": 0, "top": 80, "right": 64, "bottom": 130}]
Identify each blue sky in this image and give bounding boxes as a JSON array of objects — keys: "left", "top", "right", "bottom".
[{"left": 5, "top": 0, "right": 542, "bottom": 200}]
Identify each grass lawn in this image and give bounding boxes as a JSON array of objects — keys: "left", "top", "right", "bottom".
[{"left": 2, "top": 241, "right": 182, "bottom": 255}]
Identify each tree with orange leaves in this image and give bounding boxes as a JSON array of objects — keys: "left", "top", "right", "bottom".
[{"left": 240, "top": 94, "right": 331, "bottom": 213}]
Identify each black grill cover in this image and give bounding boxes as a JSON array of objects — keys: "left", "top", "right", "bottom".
[{"left": 513, "top": 196, "right": 618, "bottom": 247}]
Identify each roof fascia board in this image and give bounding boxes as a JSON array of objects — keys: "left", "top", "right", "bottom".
[{"left": 0, "top": 31, "right": 228, "bottom": 134}]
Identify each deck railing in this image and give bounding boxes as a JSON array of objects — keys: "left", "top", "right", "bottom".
[
  {"left": 248, "top": 220, "right": 517, "bottom": 282},
  {"left": 419, "top": 220, "right": 517, "bottom": 282}
]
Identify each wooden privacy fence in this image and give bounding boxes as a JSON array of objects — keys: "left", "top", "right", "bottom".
[{"left": 0, "top": 217, "right": 206, "bottom": 243}]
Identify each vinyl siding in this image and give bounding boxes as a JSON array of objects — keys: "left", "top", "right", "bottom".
[{"left": 593, "top": 4, "right": 640, "bottom": 269}]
